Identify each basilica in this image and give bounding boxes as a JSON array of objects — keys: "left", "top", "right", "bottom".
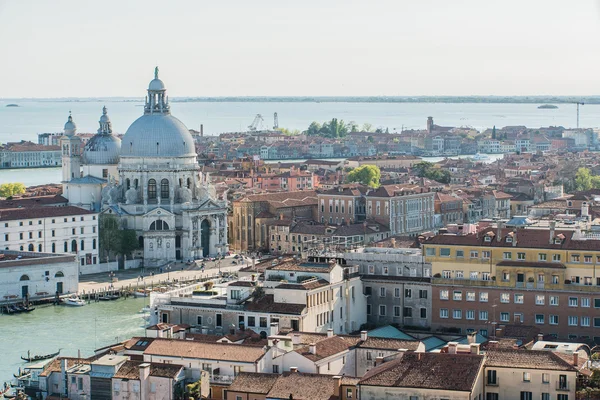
[{"left": 60, "top": 68, "right": 228, "bottom": 266}]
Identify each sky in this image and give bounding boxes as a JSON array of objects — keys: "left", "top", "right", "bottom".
[{"left": 1, "top": 0, "right": 600, "bottom": 98}]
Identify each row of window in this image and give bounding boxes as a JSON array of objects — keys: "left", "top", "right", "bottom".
[
  {"left": 429, "top": 246, "right": 600, "bottom": 264},
  {"left": 440, "top": 289, "right": 600, "bottom": 308},
  {"left": 366, "top": 265, "right": 428, "bottom": 277},
  {"left": 3, "top": 215, "right": 97, "bottom": 228},
  {"left": 10, "top": 239, "right": 97, "bottom": 253},
  {"left": 439, "top": 307, "right": 600, "bottom": 327},
  {"left": 4, "top": 226, "right": 96, "bottom": 241},
  {"left": 368, "top": 287, "right": 428, "bottom": 299},
  {"left": 367, "top": 304, "right": 427, "bottom": 318}
]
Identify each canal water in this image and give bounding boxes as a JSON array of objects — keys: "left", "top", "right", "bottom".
[{"left": 0, "top": 297, "right": 147, "bottom": 385}]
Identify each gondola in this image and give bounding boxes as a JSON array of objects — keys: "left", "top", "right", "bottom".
[{"left": 21, "top": 349, "right": 60, "bottom": 362}]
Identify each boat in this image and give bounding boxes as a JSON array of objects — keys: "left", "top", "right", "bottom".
[
  {"left": 64, "top": 295, "right": 86, "bottom": 307},
  {"left": 108, "top": 293, "right": 120, "bottom": 301},
  {"left": 538, "top": 104, "right": 558, "bottom": 109},
  {"left": 5, "top": 104, "right": 19, "bottom": 107},
  {"left": 21, "top": 349, "right": 60, "bottom": 362},
  {"left": 4, "top": 304, "right": 35, "bottom": 314},
  {"left": 133, "top": 289, "right": 151, "bottom": 298},
  {"left": 471, "top": 153, "right": 490, "bottom": 161}
]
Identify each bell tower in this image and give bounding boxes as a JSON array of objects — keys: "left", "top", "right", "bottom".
[{"left": 60, "top": 112, "right": 82, "bottom": 197}]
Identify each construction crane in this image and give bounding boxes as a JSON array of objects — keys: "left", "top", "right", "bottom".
[
  {"left": 248, "top": 114, "right": 264, "bottom": 131},
  {"left": 575, "top": 102, "right": 584, "bottom": 129},
  {"left": 273, "top": 112, "right": 279, "bottom": 129}
]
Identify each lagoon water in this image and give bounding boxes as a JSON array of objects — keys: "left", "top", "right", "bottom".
[
  {"left": 0, "top": 298, "right": 147, "bottom": 384},
  {"left": 1, "top": 99, "right": 599, "bottom": 143}
]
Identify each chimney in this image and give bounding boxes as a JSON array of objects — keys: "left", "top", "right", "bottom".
[
  {"left": 470, "top": 343, "right": 480, "bottom": 355},
  {"left": 332, "top": 376, "right": 342, "bottom": 397},
  {"left": 549, "top": 221, "right": 556, "bottom": 244},
  {"left": 292, "top": 333, "right": 301, "bottom": 345},
  {"left": 360, "top": 331, "right": 368, "bottom": 341},
  {"left": 270, "top": 322, "right": 279, "bottom": 337},
  {"left": 512, "top": 230, "right": 517, "bottom": 247},
  {"left": 488, "top": 340, "right": 499, "bottom": 349},
  {"left": 139, "top": 362, "right": 151, "bottom": 400},
  {"left": 582, "top": 202, "right": 589, "bottom": 219},
  {"left": 496, "top": 221, "right": 503, "bottom": 242},
  {"left": 495, "top": 328, "right": 504, "bottom": 338},
  {"left": 447, "top": 342, "right": 458, "bottom": 354},
  {"left": 290, "top": 367, "right": 298, "bottom": 373},
  {"left": 467, "top": 332, "right": 477, "bottom": 344},
  {"left": 309, "top": 343, "right": 317, "bottom": 355},
  {"left": 327, "top": 328, "right": 334, "bottom": 338},
  {"left": 61, "top": 358, "right": 68, "bottom": 379},
  {"left": 374, "top": 356, "right": 384, "bottom": 366},
  {"left": 537, "top": 334, "right": 544, "bottom": 342},
  {"left": 573, "top": 353, "right": 579, "bottom": 366}
]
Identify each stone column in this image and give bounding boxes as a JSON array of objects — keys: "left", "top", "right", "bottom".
[{"left": 142, "top": 171, "right": 148, "bottom": 213}]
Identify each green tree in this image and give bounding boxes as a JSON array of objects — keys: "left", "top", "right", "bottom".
[
  {"left": 99, "top": 214, "right": 139, "bottom": 261},
  {"left": 115, "top": 229, "right": 139, "bottom": 258},
  {"left": 348, "top": 121, "right": 359, "bottom": 132},
  {"left": 575, "top": 168, "right": 593, "bottom": 192},
  {"left": 345, "top": 165, "right": 381, "bottom": 188},
  {"left": 412, "top": 161, "right": 451, "bottom": 184},
  {"left": 0, "top": 182, "right": 26, "bottom": 198},
  {"left": 307, "top": 121, "right": 321, "bottom": 136},
  {"left": 361, "top": 123, "right": 373, "bottom": 132}
]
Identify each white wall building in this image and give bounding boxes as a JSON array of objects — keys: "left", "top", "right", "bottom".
[{"left": 0, "top": 250, "right": 78, "bottom": 300}]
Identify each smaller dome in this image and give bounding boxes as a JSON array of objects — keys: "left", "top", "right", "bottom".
[
  {"left": 99, "top": 106, "right": 110, "bottom": 124},
  {"left": 64, "top": 114, "right": 77, "bottom": 136},
  {"left": 149, "top": 78, "right": 165, "bottom": 91},
  {"left": 83, "top": 134, "right": 122, "bottom": 165}
]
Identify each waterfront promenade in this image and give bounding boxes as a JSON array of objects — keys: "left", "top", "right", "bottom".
[{"left": 78, "top": 257, "right": 245, "bottom": 294}]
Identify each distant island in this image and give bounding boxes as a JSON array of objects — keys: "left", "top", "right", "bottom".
[
  {"left": 5, "top": 104, "right": 19, "bottom": 107},
  {"left": 538, "top": 104, "right": 558, "bottom": 109}
]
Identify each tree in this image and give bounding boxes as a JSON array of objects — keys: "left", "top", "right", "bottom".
[
  {"left": 361, "top": 123, "right": 373, "bottom": 132},
  {"left": 491, "top": 125, "right": 496, "bottom": 139},
  {"left": 412, "top": 161, "right": 451, "bottom": 184},
  {"left": 0, "top": 182, "right": 26, "bottom": 198},
  {"left": 348, "top": 121, "right": 359, "bottom": 132},
  {"left": 306, "top": 118, "right": 348, "bottom": 138},
  {"left": 307, "top": 121, "right": 321, "bottom": 136},
  {"left": 115, "top": 229, "right": 139, "bottom": 258},
  {"left": 345, "top": 165, "right": 381, "bottom": 188},
  {"left": 99, "top": 214, "right": 139, "bottom": 261},
  {"left": 575, "top": 168, "right": 593, "bottom": 192}
]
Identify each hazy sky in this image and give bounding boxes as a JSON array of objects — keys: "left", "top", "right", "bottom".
[{"left": 1, "top": 0, "right": 600, "bottom": 97}]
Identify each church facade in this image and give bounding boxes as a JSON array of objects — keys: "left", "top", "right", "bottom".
[{"left": 61, "top": 68, "right": 228, "bottom": 266}]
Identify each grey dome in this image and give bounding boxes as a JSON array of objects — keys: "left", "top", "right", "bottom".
[
  {"left": 64, "top": 114, "right": 77, "bottom": 136},
  {"left": 83, "top": 134, "right": 122, "bottom": 164},
  {"left": 149, "top": 78, "right": 166, "bottom": 91},
  {"left": 121, "top": 114, "right": 196, "bottom": 158}
]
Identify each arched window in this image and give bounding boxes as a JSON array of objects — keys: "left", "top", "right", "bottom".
[
  {"left": 71, "top": 240, "right": 78, "bottom": 253},
  {"left": 64, "top": 242, "right": 68, "bottom": 252},
  {"left": 93, "top": 239, "right": 97, "bottom": 250},
  {"left": 20, "top": 275, "right": 29, "bottom": 281},
  {"left": 148, "top": 179, "right": 157, "bottom": 199},
  {"left": 28, "top": 244, "right": 34, "bottom": 251},
  {"left": 161, "top": 179, "right": 169, "bottom": 199},
  {"left": 126, "top": 178, "right": 131, "bottom": 190},
  {"left": 19, "top": 246, "right": 24, "bottom": 251},
  {"left": 81, "top": 240, "right": 85, "bottom": 251},
  {"left": 38, "top": 244, "right": 42, "bottom": 252},
  {"left": 149, "top": 220, "right": 169, "bottom": 230},
  {"left": 134, "top": 179, "right": 139, "bottom": 189},
  {"left": 52, "top": 243, "right": 56, "bottom": 253},
  {"left": 55, "top": 271, "right": 64, "bottom": 278},
  {"left": 187, "top": 178, "right": 192, "bottom": 189},
  {"left": 179, "top": 178, "right": 183, "bottom": 187}
]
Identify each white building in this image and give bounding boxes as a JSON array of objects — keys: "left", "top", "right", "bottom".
[
  {"left": 0, "top": 205, "right": 99, "bottom": 270},
  {"left": 0, "top": 141, "right": 61, "bottom": 169},
  {"left": 0, "top": 250, "right": 78, "bottom": 300},
  {"left": 61, "top": 68, "right": 228, "bottom": 265}
]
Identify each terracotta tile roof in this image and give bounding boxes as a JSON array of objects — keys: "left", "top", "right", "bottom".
[
  {"left": 359, "top": 352, "right": 483, "bottom": 391},
  {"left": 295, "top": 336, "right": 351, "bottom": 361},
  {"left": 0, "top": 195, "right": 67, "bottom": 209},
  {"left": 40, "top": 357, "right": 91, "bottom": 377},
  {"left": 366, "top": 184, "right": 429, "bottom": 198},
  {"left": 113, "top": 360, "right": 183, "bottom": 379},
  {"left": 227, "top": 372, "right": 279, "bottom": 394},
  {"left": 245, "top": 294, "right": 306, "bottom": 315},
  {"left": 485, "top": 349, "right": 578, "bottom": 371},
  {"left": 424, "top": 227, "right": 600, "bottom": 251},
  {"left": 277, "top": 279, "right": 329, "bottom": 291},
  {"left": 238, "top": 190, "right": 318, "bottom": 208},
  {"left": 269, "top": 261, "right": 336, "bottom": 273},
  {"left": 287, "top": 332, "right": 329, "bottom": 346},
  {"left": 356, "top": 337, "right": 421, "bottom": 351},
  {"left": 267, "top": 371, "right": 340, "bottom": 400},
  {"left": 3, "top": 141, "right": 60, "bottom": 152},
  {"left": 0, "top": 205, "right": 96, "bottom": 221},
  {"left": 143, "top": 338, "right": 266, "bottom": 363}
]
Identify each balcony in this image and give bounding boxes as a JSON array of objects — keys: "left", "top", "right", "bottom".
[
  {"left": 211, "top": 374, "right": 235, "bottom": 385},
  {"left": 556, "top": 382, "right": 570, "bottom": 391},
  {"left": 432, "top": 277, "right": 495, "bottom": 287}
]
